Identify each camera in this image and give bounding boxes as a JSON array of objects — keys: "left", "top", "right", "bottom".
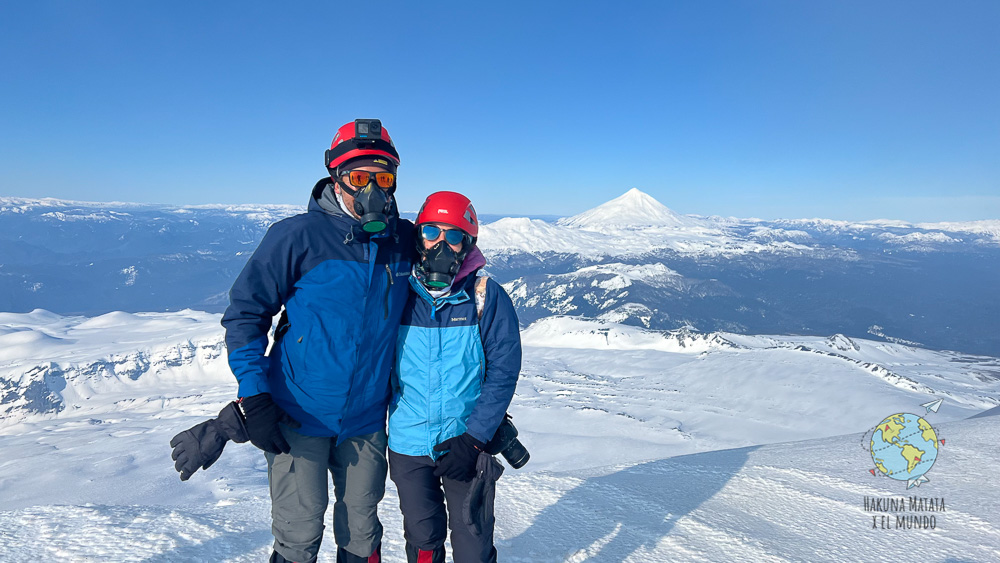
[
  {"left": 485, "top": 414, "right": 530, "bottom": 469},
  {"left": 354, "top": 118, "right": 381, "bottom": 142}
]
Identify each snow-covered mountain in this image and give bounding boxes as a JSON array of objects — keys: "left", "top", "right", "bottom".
[
  {"left": 478, "top": 188, "right": 1000, "bottom": 257},
  {"left": 1, "top": 311, "right": 997, "bottom": 561},
  {"left": 557, "top": 188, "right": 708, "bottom": 230},
  {"left": 2, "top": 193, "right": 998, "bottom": 355},
  {"left": 478, "top": 192, "right": 1000, "bottom": 356}
]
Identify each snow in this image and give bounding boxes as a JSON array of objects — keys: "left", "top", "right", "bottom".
[
  {"left": 597, "top": 303, "right": 655, "bottom": 326},
  {"left": 39, "top": 211, "right": 127, "bottom": 222},
  {"left": 499, "top": 418, "right": 999, "bottom": 562},
  {"left": 575, "top": 263, "right": 685, "bottom": 290},
  {"left": 558, "top": 188, "right": 705, "bottom": 230},
  {"left": 875, "top": 231, "right": 960, "bottom": 245},
  {"left": 0, "top": 311, "right": 998, "bottom": 561},
  {"left": 0, "top": 309, "right": 223, "bottom": 364},
  {"left": 479, "top": 217, "right": 608, "bottom": 255},
  {"left": 0, "top": 196, "right": 302, "bottom": 227},
  {"left": 748, "top": 226, "right": 813, "bottom": 243},
  {"left": 478, "top": 213, "right": 758, "bottom": 258},
  {"left": 477, "top": 190, "right": 832, "bottom": 257}
]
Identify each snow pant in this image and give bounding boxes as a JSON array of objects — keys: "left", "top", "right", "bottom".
[
  {"left": 388, "top": 449, "right": 497, "bottom": 563},
  {"left": 265, "top": 426, "right": 388, "bottom": 563}
]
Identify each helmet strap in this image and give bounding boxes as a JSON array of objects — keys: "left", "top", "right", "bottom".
[
  {"left": 332, "top": 165, "right": 359, "bottom": 197},
  {"left": 335, "top": 178, "right": 359, "bottom": 197}
]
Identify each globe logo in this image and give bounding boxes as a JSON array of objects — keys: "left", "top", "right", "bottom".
[{"left": 870, "top": 413, "right": 940, "bottom": 488}]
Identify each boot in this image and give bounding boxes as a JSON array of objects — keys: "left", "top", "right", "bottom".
[
  {"left": 336, "top": 543, "right": 382, "bottom": 563},
  {"left": 404, "top": 543, "right": 445, "bottom": 563},
  {"left": 269, "top": 551, "right": 316, "bottom": 563}
]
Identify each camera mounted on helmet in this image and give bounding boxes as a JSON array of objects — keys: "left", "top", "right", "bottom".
[
  {"left": 354, "top": 118, "right": 380, "bottom": 139},
  {"left": 325, "top": 119, "right": 400, "bottom": 172}
]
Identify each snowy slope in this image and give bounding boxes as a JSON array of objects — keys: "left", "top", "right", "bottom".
[
  {"left": 0, "top": 309, "right": 230, "bottom": 423},
  {"left": 3, "top": 411, "right": 994, "bottom": 562},
  {"left": 0, "top": 311, "right": 998, "bottom": 561},
  {"left": 497, "top": 415, "right": 999, "bottom": 562}
]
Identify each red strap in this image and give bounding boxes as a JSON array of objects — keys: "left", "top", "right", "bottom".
[
  {"left": 417, "top": 550, "right": 434, "bottom": 563},
  {"left": 368, "top": 551, "right": 380, "bottom": 563}
]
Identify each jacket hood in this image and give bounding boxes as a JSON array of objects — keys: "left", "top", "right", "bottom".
[
  {"left": 309, "top": 177, "right": 347, "bottom": 216},
  {"left": 454, "top": 246, "right": 486, "bottom": 286}
]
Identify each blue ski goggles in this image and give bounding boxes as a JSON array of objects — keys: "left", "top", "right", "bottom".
[{"left": 419, "top": 224, "right": 468, "bottom": 246}]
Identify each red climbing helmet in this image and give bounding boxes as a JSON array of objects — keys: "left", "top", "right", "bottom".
[
  {"left": 325, "top": 119, "right": 400, "bottom": 173},
  {"left": 416, "top": 191, "right": 479, "bottom": 238}
]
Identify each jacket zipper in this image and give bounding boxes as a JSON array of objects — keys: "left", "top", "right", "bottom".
[
  {"left": 384, "top": 264, "right": 393, "bottom": 319},
  {"left": 343, "top": 236, "right": 371, "bottom": 444}
]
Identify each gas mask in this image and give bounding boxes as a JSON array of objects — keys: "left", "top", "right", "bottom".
[
  {"left": 349, "top": 183, "right": 396, "bottom": 233},
  {"left": 334, "top": 165, "right": 398, "bottom": 233},
  {"left": 415, "top": 240, "right": 467, "bottom": 289}
]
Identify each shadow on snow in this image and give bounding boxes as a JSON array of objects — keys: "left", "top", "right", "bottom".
[{"left": 505, "top": 445, "right": 758, "bottom": 561}]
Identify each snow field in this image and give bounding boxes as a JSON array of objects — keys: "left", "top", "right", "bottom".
[{"left": 0, "top": 311, "right": 998, "bottom": 561}]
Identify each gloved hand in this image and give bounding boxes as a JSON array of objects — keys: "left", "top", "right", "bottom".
[
  {"left": 241, "top": 393, "right": 301, "bottom": 455},
  {"left": 433, "top": 433, "right": 486, "bottom": 482},
  {"left": 170, "top": 401, "right": 249, "bottom": 481}
]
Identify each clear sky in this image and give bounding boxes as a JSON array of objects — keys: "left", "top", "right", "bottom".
[{"left": 1, "top": 1, "right": 998, "bottom": 222}]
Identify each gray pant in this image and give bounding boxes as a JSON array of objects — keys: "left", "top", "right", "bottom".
[{"left": 265, "top": 426, "right": 388, "bottom": 562}]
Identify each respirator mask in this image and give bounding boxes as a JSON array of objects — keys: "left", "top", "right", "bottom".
[
  {"left": 414, "top": 223, "right": 471, "bottom": 289},
  {"left": 336, "top": 166, "right": 398, "bottom": 233}
]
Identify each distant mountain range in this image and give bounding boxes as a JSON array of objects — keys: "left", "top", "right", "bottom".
[{"left": 1, "top": 191, "right": 998, "bottom": 355}]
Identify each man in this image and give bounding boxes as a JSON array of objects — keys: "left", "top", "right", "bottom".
[
  {"left": 388, "top": 191, "right": 522, "bottom": 563},
  {"left": 221, "top": 119, "right": 413, "bottom": 563}
]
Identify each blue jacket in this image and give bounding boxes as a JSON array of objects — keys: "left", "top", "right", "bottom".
[
  {"left": 388, "top": 261, "right": 522, "bottom": 458},
  {"left": 222, "top": 178, "right": 414, "bottom": 439}
]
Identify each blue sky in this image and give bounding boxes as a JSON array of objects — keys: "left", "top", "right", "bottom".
[{"left": 1, "top": 1, "right": 997, "bottom": 222}]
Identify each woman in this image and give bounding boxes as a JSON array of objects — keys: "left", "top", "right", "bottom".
[{"left": 388, "top": 191, "right": 522, "bottom": 563}]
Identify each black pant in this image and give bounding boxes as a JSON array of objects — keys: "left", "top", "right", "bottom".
[{"left": 388, "top": 450, "right": 497, "bottom": 563}]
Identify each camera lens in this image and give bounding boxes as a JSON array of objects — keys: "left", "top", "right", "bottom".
[
  {"left": 501, "top": 439, "right": 530, "bottom": 469},
  {"left": 486, "top": 416, "right": 529, "bottom": 469}
]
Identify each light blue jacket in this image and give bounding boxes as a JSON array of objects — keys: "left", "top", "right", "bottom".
[{"left": 388, "top": 257, "right": 522, "bottom": 459}]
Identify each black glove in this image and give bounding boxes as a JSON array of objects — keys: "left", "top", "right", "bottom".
[
  {"left": 463, "top": 454, "right": 504, "bottom": 536},
  {"left": 241, "top": 393, "right": 301, "bottom": 455},
  {"left": 433, "top": 433, "right": 486, "bottom": 482},
  {"left": 170, "top": 401, "right": 250, "bottom": 481}
]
